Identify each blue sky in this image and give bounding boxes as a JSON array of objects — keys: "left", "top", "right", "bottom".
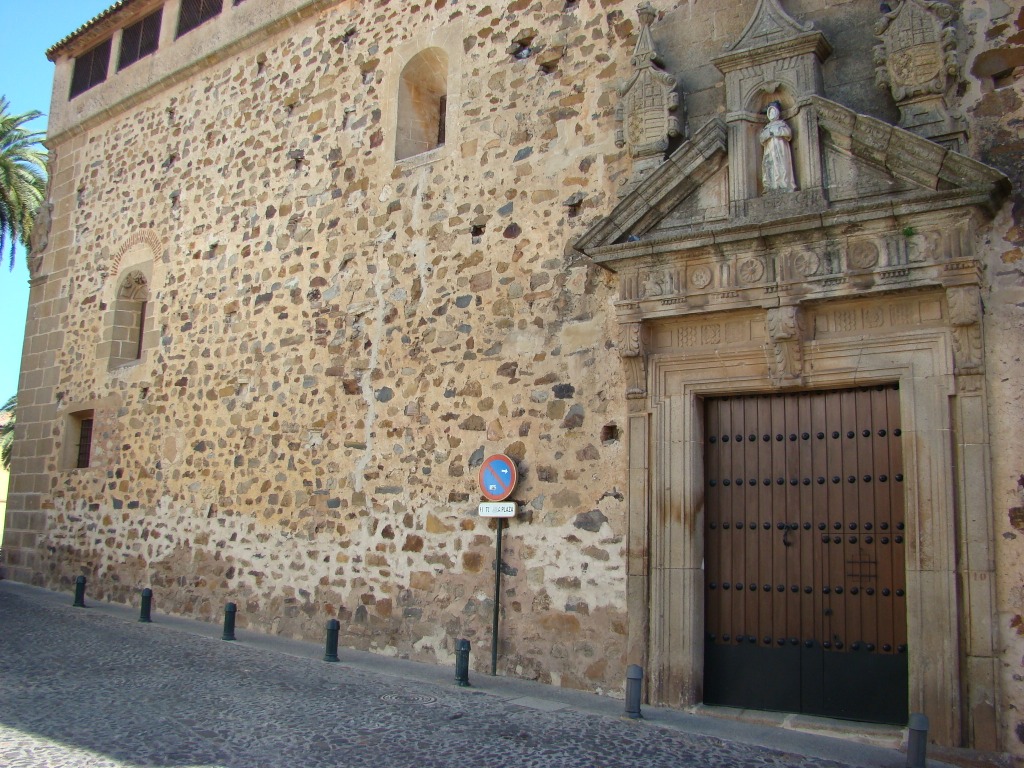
[{"left": 0, "top": 1, "right": 115, "bottom": 402}]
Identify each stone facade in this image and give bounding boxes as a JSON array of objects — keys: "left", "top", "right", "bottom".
[{"left": 4, "top": 0, "right": 1023, "bottom": 759}]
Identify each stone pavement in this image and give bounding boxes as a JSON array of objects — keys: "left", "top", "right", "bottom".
[{"left": 0, "top": 581, "right": 937, "bottom": 768}]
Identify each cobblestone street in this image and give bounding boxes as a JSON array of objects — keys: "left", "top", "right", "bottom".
[{"left": 0, "top": 582, "right": 914, "bottom": 768}]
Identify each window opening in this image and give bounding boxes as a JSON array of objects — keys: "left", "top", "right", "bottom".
[
  {"left": 177, "top": 0, "right": 223, "bottom": 38},
  {"left": 109, "top": 271, "right": 150, "bottom": 369},
  {"left": 76, "top": 415, "right": 94, "bottom": 469},
  {"left": 70, "top": 39, "right": 112, "bottom": 98},
  {"left": 395, "top": 48, "right": 449, "bottom": 161},
  {"left": 118, "top": 9, "right": 162, "bottom": 71}
]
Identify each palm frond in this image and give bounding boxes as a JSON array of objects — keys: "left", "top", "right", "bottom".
[
  {"left": 0, "top": 96, "right": 48, "bottom": 270},
  {"left": 0, "top": 393, "right": 16, "bottom": 472}
]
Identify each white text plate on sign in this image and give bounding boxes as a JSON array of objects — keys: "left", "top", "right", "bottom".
[{"left": 478, "top": 502, "right": 516, "bottom": 518}]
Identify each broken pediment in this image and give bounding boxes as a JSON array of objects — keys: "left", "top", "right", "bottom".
[
  {"left": 575, "top": 0, "right": 1010, "bottom": 401},
  {"left": 577, "top": 96, "right": 1008, "bottom": 258},
  {"left": 574, "top": 99, "right": 1008, "bottom": 374}
]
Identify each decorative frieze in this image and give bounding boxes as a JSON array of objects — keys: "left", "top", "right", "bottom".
[
  {"left": 813, "top": 296, "right": 944, "bottom": 336},
  {"left": 613, "top": 220, "right": 977, "bottom": 315}
]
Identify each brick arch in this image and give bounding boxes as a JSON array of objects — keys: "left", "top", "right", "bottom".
[{"left": 110, "top": 229, "right": 162, "bottom": 278}]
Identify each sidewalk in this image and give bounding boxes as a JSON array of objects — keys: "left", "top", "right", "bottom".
[{"left": 0, "top": 580, "right": 983, "bottom": 768}]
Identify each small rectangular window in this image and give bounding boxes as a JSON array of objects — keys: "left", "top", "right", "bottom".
[
  {"left": 69, "top": 39, "right": 112, "bottom": 99},
  {"left": 118, "top": 9, "right": 162, "bottom": 71},
  {"left": 177, "top": 0, "right": 223, "bottom": 38},
  {"left": 76, "top": 416, "right": 94, "bottom": 469}
]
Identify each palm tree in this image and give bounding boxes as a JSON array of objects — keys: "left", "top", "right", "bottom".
[
  {"left": 0, "top": 97, "right": 47, "bottom": 271},
  {"left": 1, "top": 394, "right": 15, "bottom": 471}
]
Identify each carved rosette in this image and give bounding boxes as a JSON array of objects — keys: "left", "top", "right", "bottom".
[
  {"left": 619, "top": 321, "right": 649, "bottom": 398},
  {"left": 947, "top": 285, "right": 983, "bottom": 375},
  {"left": 615, "top": 3, "right": 681, "bottom": 195},
  {"left": 766, "top": 306, "right": 806, "bottom": 385}
]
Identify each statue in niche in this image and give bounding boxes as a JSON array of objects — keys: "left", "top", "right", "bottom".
[{"left": 759, "top": 102, "right": 797, "bottom": 193}]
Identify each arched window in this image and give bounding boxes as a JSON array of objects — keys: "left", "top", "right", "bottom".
[
  {"left": 395, "top": 48, "right": 449, "bottom": 161},
  {"left": 108, "top": 270, "right": 150, "bottom": 369}
]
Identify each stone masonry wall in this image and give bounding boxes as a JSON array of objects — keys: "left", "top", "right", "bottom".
[
  {"left": 5, "top": 0, "right": 1024, "bottom": 746},
  {"left": 23, "top": 0, "right": 642, "bottom": 692},
  {"left": 960, "top": 0, "right": 1024, "bottom": 756}
]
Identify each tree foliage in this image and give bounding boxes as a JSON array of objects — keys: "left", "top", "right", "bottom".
[
  {"left": 0, "top": 97, "right": 47, "bottom": 271},
  {"left": 1, "top": 394, "right": 15, "bottom": 471}
]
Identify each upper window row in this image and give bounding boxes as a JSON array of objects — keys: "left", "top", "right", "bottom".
[{"left": 70, "top": 0, "right": 232, "bottom": 99}]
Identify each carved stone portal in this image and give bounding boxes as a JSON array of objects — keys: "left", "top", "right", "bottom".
[
  {"left": 874, "top": 0, "right": 965, "bottom": 149},
  {"left": 615, "top": 2, "right": 681, "bottom": 197}
]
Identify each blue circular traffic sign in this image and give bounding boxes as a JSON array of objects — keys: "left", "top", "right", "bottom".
[{"left": 478, "top": 454, "right": 518, "bottom": 501}]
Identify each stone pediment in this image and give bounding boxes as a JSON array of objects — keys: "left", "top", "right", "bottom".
[{"left": 576, "top": 96, "right": 1008, "bottom": 260}]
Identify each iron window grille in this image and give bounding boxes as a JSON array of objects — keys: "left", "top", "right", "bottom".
[
  {"left": 176, "top": 0, "right": 223, "bottom": 38},
  {"left": 76, "top": 417, "right": 94, "bottom": 469},
  {"left": 69, "top": 39, "right": 112, "bottom": 98},
  {"left": 118, "top": 9, "right": 162, "bottom": 71}
]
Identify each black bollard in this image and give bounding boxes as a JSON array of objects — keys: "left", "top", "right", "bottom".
[
  {"left": 324, "top": 619, "right": 340, "bottom": 662},
  {"left": 625, "top": 664, "right": 643, "bottom": 719},
  {"left": 222, "top": 602, "right": 237, "bottom": 641},
  {"left": 906, "top": 712, "right": 929, "bottom": 768},
  {"left": 139, "top": 588, "right": 153, "bottom": 623},
  {"left": 455, "top": 639, "right": 471, "bottom": 687},
  {"left": 73, "top": 576, "right": 87, "bottom": 608}
]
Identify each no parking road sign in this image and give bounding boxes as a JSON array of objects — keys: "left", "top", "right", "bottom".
[{"left": 478, "top": 454, "right": 518, "bottom": 501}]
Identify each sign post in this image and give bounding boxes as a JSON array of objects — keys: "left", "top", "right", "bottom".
[
  {"left": 478, "top": 454, "right": 518, "bottom": 676},
  {"left": 491, "top": 518, "right": 503, "bottom": 676}
]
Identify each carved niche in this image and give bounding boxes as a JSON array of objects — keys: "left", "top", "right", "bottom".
[
  {"left": 615, "top": 2, "right": 681, "bottom": 197},
  {"left": 712, "top": 0, "right": 832, "bottom": 211},
  {"left": 874, "top": 0, "right": 965, "bottom": 149}
]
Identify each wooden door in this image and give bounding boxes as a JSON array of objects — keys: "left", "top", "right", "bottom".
[{"left": 703, "top": 386, "right": 908, "bottom": 724}]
